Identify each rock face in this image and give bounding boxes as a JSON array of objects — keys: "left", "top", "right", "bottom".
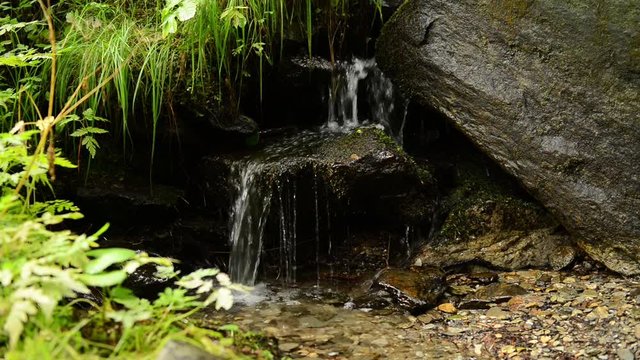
[
  {"left": 377, "top": 0, "right": 640, "bottom": 274},
  {"left": 199, "top": 127, "right": 436, "bottom": 230},
  {"left": 198, "top": 127, "right": 436, "bottom": 279}
]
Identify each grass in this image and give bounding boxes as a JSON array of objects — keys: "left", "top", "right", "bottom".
[{"left": 2, "top": 0, "right": 383, "bottom": 176}]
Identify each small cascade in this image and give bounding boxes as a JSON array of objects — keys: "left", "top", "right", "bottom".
[
  {"left": 325, "top": 58, "right": 401, "bottom": 140},
  {"left": 277, "top": 178, "right": 297, "bottom": 284},
  {"left": 401, "top": 225, "right": 413, "bottom": 261},
  {"left": 228, "top": 162, "right": 273, "bottom": 285},
  {"left": 397, "top": 100, "right": 410, "bottom": 147},
  {"left": 314, "top": 173, "right": 321, "bottom": 287}
]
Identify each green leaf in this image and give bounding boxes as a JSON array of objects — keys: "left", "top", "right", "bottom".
[
  {"left": 162, "top": 14, "right": 177, "bottom": 37},
  {"left": 56, "top": 114, "right": 80, "bottom": 129},
  {"left": 82, "top": 108, "right": 108, "bottom": 122},
  {"left": 107, "top": 308, "right": 152, "bottom": 329},
  {"left": 176, "top": 0, "right": 197, "bottom": 21},
  {"left": 84, "top": 248, "right": 137, "bottom": 274},
  {"left": 4, "top": 300, "right": 37, "bottom": 348},
  {"left": 218, "top": 324, "right": 239, "bottom": 332},
  {"left": 215, "top": 288, "right": 233, "bottom": 310},
  {"left": 0, "top": 20, "right": 41, "bottom": 36},
  {"left": 78, "top": 270, "right": 128, "bottom": 287},
  {"left": 221, "top": 7, "right": 247, "bottom": 29},
  {"left": 54, "top": 155, "right": 77, "bottom": 169}
]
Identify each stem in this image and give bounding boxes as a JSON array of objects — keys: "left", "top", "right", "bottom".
[{"left": 37, "top": 0, "right": 56, "bottom": 119}]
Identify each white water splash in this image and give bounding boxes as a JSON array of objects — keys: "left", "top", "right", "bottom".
[
  {"left": 326, "top": 58, "right": 397, "bottom": 133},
  {"left": 228, "top": 162, "right": 272, "bottom": 285}
]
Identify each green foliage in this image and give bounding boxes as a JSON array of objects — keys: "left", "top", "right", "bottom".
[
  {"left": 0, "top": 5, "right": 269, "bottom": 358},
  {"left": 2, "top": 0, "right": 384, "bottom": 173},
  {"left": 0, "top": 127, "right": 256, "bottom": 359}
]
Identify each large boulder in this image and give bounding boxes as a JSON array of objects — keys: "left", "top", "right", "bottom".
[{"left": 377, "top": 0, "right": 640, "bottom": 274}]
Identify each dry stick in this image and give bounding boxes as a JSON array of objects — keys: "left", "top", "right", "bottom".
[
  {"left": 25, "top": 90, "right": 44, "bottom": 121},
  {"left": 37, "top": 0, "right": 56, "bottom": 119},
  {"left": 37, "top": 0, "right": 58, "bottom": 180}
]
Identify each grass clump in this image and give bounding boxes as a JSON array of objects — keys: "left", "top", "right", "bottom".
[{"left": 3, "top": 0, "right": 383, "bottom": 173}]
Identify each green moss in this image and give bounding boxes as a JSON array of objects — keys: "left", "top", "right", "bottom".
[
  {"left": 484, "top": 0, "right": 534, "bottom": 25},
  {"left": 318, "top": 127, "right": 404, "bottom": 163},
  {"left": 438, "top": 161, "right": 555, "bottom": 242}
]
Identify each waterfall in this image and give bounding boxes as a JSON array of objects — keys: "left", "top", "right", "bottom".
[
  {"left": 325, "top": 58, "right": 402, "bottom": 143},
  {"left": 277, "top": 178, "right": 297, "bottom": 284},
  {"left": 225, "top": 60, "right": 405, "bottom": 286},
  {"left": 228, "top": 162, "right": 272, "bottom": 285}
]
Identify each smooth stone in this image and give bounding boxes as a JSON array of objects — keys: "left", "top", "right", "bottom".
[
  {"left": 156, "top": 340, "right": 222, "bottom": 360},
  {"left": 486, "top": 307, "right": 510, "bottom": 319},
  {"left": 279, "top": 343, "right": 300, "bottom": 352},
  {"left": 377, "top": 0, "right": 640, "bottom": 275},
  {"left": 299, "top": 316, "right": 326, "bottom": 328},
  {"left": 617, "top": 348, "right": 635, "bottom": 360},
  {"left": 373, "top": 267, "right": 446, "bottom": 313}
]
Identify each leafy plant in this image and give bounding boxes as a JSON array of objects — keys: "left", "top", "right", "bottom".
[{"left": 1, "top": 3, "right": 268, "bottom": 359}]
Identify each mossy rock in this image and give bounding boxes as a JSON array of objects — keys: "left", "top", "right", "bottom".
[{"left": 377, "top": 0, "right": 640, "bottom": 275}]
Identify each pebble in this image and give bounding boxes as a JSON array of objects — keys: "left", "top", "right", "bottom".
[
  {"left": 437, "top": 303, "right": 457, "bottom": 314},
  {"left": 199, "top": 268, "right": 640, "bottom": 359},
  {"left": 371, "top": 338, "right": 389, "bottom": 347},
  {"left": 617, "top": 348, "right": 635, "bottom": 360},
  {"left": 486, "top": 307, "right": 509, "bottom": 319},
  {"left": 278, "top": 343, "right": 300, "bottom": 352}
]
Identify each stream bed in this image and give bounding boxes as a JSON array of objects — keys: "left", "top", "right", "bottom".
[{"left": 198, "top": 266, "right": 640, "bottom": 359}]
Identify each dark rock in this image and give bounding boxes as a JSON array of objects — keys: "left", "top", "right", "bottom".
[
  {"left": 156, "top": 340, "right": 223, "bottom": 360},
  {"left": 176, "top": 78, "right": 258, "bottom": 146},
  {"left": 199, "top": 126, "right": 436, "bottom": 232},
  {"left": 415, "top": 162, "right": 577, "bottom": 270},
  {"left": 377, "top": 0, "right": 640, "bottom": 274},
  {"left": 372, "top": 267, "right": 446, "bottom": 313},
  {"left": 459, "top": 283, "right": 528, "bottom": 310},
  {"left": 75, "top": 173, "right": 183, "bottom": 229},
  {"left": 418, "top": 228, "right": 576, "bottom": 271}
]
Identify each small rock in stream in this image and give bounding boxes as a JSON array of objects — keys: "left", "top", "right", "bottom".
[
  {"left": 617, "top": 348, "right": 635, "bottom": 360},
  {"left": 278, "top": 342, "right": 300, "bottom": 352},
  {"left": 459, "top": 283, "right": 528, "bottom": 309},
  {"left": 372, "top": 267, "right": 446, "bottom": 313},
  {"left": 486, "top": 307, "right": 510, "bottom": 319}
]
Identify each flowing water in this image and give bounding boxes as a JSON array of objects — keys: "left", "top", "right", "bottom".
[
  {"left": 325, "top": 58, "right": 404, "bottom": 143},
  {"left": 227, "top": 58, "right": 405, "bottom": 286},
  {"left": 228, "top": 162, "right": 272, "bottom": 285}
]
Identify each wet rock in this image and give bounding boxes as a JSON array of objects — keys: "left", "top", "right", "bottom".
[
  {"left": 467, "top": 272, "right": 499, "bottom": 285},
  {"left": 486, "top": 307, "right": 510, "bottom": 320},
  {"left": 617, "top": 348, "right": 635, "bottom": 360},
  {"left": 377, "top": 0, "right": 640, "bottom": 275},
  {"left": 175, "top": 77, "right": 258, "bottom": 146},
  {"left": 198, "top": 127, "right": 437, "bottom": 271},
  {"left": 419, "top": 228, "right": 576, "bottom": 271},
  {"left": 415, "top": 160, "right": 577, "bottom": 271},
  {"left": 156, "top": 340, "right": 222, "bottom": 360},
  {"left": 299, "top": 316, "right": 326, "bottom": 328},
  {"left": 278, "top": 342, "right": 300, "bottom": 352},
  {"left": 460, "top": 283, "right": 527, "bottom": 310},
  {"left": 372, "top": 267, "right": 446, "bottom": 313},
  {"left": 76, "top": 172, "right": 183, "bottom": 228}
]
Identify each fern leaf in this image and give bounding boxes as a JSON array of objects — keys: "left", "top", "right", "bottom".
[{"left": 4, "top": 300, "right": 37, "bottom": 348}]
